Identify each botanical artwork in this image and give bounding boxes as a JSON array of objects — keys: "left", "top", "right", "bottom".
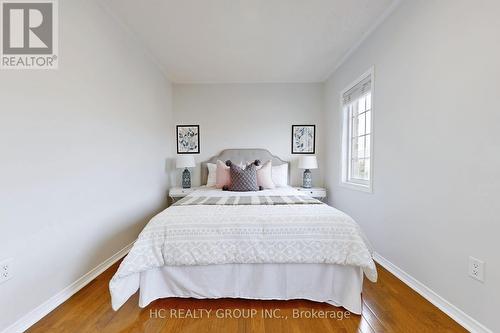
[
  {"left": 292, "top": 125, "right": 315, "bottom": 154},
  {"left": 177, "top": 125, "right": 200, "bottom": 154}
]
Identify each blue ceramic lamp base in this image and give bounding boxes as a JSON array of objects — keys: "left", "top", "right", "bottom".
[
  {"left": 302, "top": 169, "right": 312, "bottom": 188},
  {"left": 182, "top": 168, "right": 191, "bottom": 188}
]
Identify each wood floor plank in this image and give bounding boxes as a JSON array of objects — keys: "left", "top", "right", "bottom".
[
  {"left": 361, "top": 304, "right": 386, "bottom": 333},
  {"left": 27, "top": 262, "right": 468, "bottom": 333}
]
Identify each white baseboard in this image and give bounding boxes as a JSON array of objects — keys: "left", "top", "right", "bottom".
[
  {"left": 2, "top": 242, "right": 134, "bottom": 333},
  {"left": 373, "top": 252, "right": 492, "bottom": 333}
]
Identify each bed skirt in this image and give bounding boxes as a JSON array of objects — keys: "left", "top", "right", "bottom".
[{"left": 126, "top": 263, "right": 364, "bottom": 314}]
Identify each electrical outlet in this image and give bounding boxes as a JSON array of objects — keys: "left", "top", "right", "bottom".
[
  {"left": 0, "top": 258, "right": 13, "bottom": 284},
  {"left": 469, "top": 256, "right": 485, "bottom": 282}
]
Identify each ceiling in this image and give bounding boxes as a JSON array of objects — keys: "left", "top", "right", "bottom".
[{"left": 103, "top": 0, "right": 395, "bottom": 83}]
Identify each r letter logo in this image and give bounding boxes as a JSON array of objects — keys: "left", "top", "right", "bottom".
[{"left": 1, "top": 0, "right": 58, "bottom": 69}]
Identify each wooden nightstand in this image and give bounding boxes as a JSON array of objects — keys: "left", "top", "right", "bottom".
[
  {"left": 169, "top": 187, "right": 199, "bottom": 203},
  {"left": 293, "top": 187, "right": 327, "bottom": 200}
]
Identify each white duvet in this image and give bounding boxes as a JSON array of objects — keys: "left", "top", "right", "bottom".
[{"left": 109, "top": 187, "right": 377, "bottom": 310}]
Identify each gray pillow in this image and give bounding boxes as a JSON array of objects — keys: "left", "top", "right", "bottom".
[{"left": 224, "top": 160, "right": 260, "bottom": 192}]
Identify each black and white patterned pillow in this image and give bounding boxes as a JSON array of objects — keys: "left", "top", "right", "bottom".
[{"left": 224, "top": 160, "right": 260, "bottom": 192}]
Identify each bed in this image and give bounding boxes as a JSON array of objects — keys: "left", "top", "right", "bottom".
[{"left": 109, "top": 149, "right": 377, "bottom": 314}]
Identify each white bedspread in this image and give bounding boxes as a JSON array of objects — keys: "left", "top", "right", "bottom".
[{"left": 110, "top": 187, "right": 377, "bottom": 310}]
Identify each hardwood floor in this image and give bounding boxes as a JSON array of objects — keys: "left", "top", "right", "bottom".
[{"left": 28, "top": 262, "right": 467, "bottom": 333}]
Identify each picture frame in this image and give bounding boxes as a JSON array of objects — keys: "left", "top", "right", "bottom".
[
  {"left": 291, "top": 125, "right": 316, "bottom": 154},
  {"left": 176, "top": 125, "right": 200, "bottom": 154}
]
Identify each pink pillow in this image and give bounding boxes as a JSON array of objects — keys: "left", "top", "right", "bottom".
[
  {"left": 256, "top": 160, "right": 275, "bottom": 189},
  {"left": 216, "top": 160, "right": 231, "bottom": 189}
]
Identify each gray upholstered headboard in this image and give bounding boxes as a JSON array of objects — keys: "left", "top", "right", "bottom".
[{"left": 201, "top": 148, "right": 289, "bottom": 185}]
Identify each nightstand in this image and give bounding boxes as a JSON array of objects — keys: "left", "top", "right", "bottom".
[
  {"left": 169, "top": 187, "right": 199, "bottom": 203},
  {"left": 293, "top": 187, "right": 327, "bottom": 200}
]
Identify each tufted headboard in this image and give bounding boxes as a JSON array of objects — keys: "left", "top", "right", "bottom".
[{"left": 200, "top": 148, "right": 289, "bottom": 185}]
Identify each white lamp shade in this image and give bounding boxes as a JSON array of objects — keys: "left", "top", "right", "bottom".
[
  {"left": 298, "top": 156, "right": 318, "bottom": 169},
  {"left": 176, "top": 155, "right": 195, "bottom": 168}
]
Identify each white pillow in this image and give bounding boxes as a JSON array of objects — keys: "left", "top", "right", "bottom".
[
  {"left": 272, "top": 164, "right": 288, "bottom": 187},
  {"left": 206, "top": 163, "right": 217, "bottom": 187},
  {"left": 256, "top": 161, "right": 275, "bottom": 189}
]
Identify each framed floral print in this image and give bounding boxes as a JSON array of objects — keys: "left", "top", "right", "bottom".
[
  {"left": 176, "top": 125, "right": 200, "bottom": 154},
  {"left": 291, "top": 125, "right": 315, "bottom": 154}
]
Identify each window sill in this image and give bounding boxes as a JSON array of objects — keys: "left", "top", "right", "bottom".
[{"left": 339, "top": 181, "right": 373, "bottom": 193}]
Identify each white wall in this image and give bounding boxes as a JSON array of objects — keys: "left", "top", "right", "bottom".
[
  {"left": 173, "top": 83, "right": 325, "bottom": 187},
  {"left": 324, "top": 0, "right": 499, "bottom": 331},
  {"left": 0, "top": 0, "right": 175, "bottom": 331}
]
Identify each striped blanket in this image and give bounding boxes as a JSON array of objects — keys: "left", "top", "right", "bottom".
[{"left": 173, "top": 195, "right": 322, "bottom": 206}]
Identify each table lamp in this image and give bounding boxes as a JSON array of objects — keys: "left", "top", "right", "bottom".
[
  {"left": 298, "top": 156, "right": 318, "bottom": 188},
  {"left": 176, "top": 155, "right": 195, "bottom": 188}
]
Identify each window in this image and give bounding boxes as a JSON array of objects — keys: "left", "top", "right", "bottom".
[{"left": 341, "top": 69, "right": 373, "bottom": 192}]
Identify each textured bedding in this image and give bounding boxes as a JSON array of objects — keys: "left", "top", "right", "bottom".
[{"left": 109, "top": 186, "right": 377, "bottom": 310}]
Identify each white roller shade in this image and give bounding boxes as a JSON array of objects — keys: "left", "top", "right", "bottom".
[{"left": 343, "top": 74, "right": 371, "bottom": 105}]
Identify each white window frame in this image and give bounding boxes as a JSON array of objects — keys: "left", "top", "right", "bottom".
[{"left": 340, "top": 67, "right": 374, "bottom": 193}]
